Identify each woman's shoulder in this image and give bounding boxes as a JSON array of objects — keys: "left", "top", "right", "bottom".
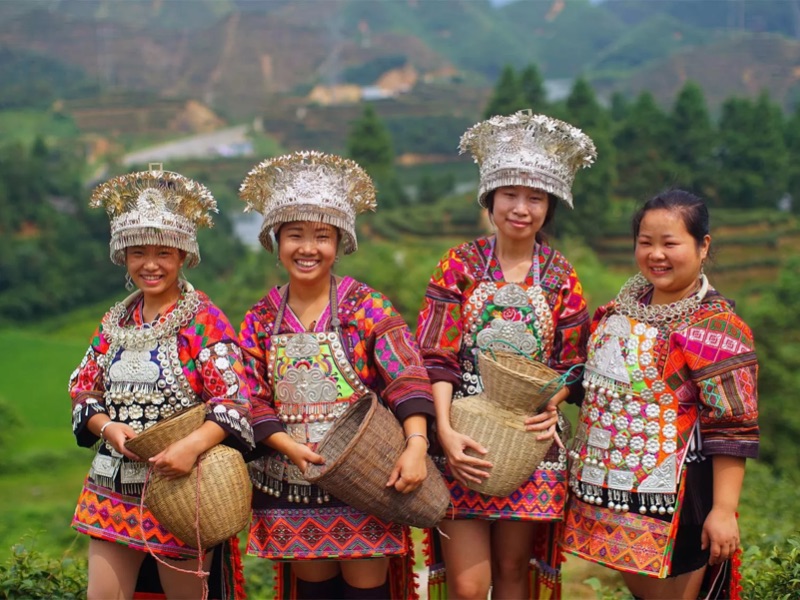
[
  {"left": 184, "top": 290, "right": 238, "bottom": 340},
  {"left": 242, "top": 286, "right": 282, "bottom": 321},
  {"left": 433, "top": 236, "right": 489, "bottom": 277},
  {"left": 540, "top": 244, "right": 576, "bottom": 275},
  {"left": 339, "top": 276, "right": 388, "bottom": 309},
  {"left": 693, "top": 287, "right": 752, "bottom": 332}
]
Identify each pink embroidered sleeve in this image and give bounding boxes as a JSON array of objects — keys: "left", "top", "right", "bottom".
[
  {"left": 416, "top": 248, "right": 470, "bottom": 386},
  {"left": 357, "top": 292, "right": 435, "bottom": 423},
  {"left": 238, "top": 307, "right": 283, "bottom": 446},
  {"left": 682, "top": 312, "right": 759, "bottom": 458},
  {"left": 550, "top": 265, "right": 590, "bottom": 404},
  {"left": 68, "top": 325, "right": 110, "bottom": 447}
]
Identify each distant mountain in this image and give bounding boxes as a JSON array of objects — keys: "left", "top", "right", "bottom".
[
  {"left": 610, "top": 34, "right": 800, "bottom": 113},
  {"left": 1, "top": 0, "right": 799, "bottom": 119}
]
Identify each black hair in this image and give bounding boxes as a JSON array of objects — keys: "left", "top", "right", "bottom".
[
  {"left": 632, "top": 189, "right": 710, "bottom": 250},
  {"left": 484, "top": 189, "right": 558, "bottom": 244}
]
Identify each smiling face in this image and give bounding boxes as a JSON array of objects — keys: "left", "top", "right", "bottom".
[
  {"left": 635, "top": 208, "right": 710, "bottom": 305},
  {"left": 125, "top": 245, "right": 185, "bottom": 304},
  {"left": 489, "top": 185, "right": 550, "bottom": 243},
  {"left": 277, "top": 221, "right": 339, "bottom": 286}
]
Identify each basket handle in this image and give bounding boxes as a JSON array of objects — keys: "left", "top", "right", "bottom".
[
  {"left": 536, "top": 363, "right": 585, "bottom": 409},
  {"left": 479, "top": 340, "right": 530, "bottom": 361}
]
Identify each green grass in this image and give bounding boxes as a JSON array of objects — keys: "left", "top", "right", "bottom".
[
  {"left": 0, "top": 330, "right": 91, "bottom": 453},
  {"left": 0, "top": 110, "right": 79, "bottom": 145},
  {"left": 0, "top": 329, "right": 96, "bottom": 554}
]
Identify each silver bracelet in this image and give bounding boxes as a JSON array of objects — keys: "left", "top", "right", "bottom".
[
  {"left": 99, "top": 421, "right": 115, "bottom": 440},
  {"left": 405, "top": 433, "right": 430, "bottom": 450}
]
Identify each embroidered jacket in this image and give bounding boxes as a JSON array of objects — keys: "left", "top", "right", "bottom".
[
  {"left": 416, "top": 236, "right": 589, "bottom": 403},
  {"left": 239, "top": 276, "right": 435, "bottom": 447},
  {"left": 69, "top": 291, "right": 254, "bottom": 451}
]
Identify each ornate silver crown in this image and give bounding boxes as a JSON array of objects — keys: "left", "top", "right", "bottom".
[
  {"left": 90, "top": 165, "right": 216, "bottom": 268},
  {"left": 239, "top": 151, "right": 376, "bottom": 255},
  {"left": 459, "top": 111, "right": 597, "bottom": 208}
]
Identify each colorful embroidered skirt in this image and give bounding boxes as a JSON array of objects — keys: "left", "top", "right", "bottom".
[
  {"left": 73, "top": 478, "right": 197, "bottom": 558},
  {"left": 73, "top": 477, "right": 246, "bottom": 600},
  {"left": 425, "top": 444, "right": 568, "bottom": 599},
  {"left": 562, "top": 495, "right": 676, "bottom": 577},
  {"left": 249, "top": 492, "right": 417, "bottom": 599},
  {"left": 248, "top": 495, "right": 409, "bottom": 560},
  {"left": 438, "top": 441, "right": 568, "bottom": 520}
]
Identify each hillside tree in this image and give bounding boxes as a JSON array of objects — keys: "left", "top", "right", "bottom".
[
  {"left": 716, "top": 92, "right": 787, "bottom": 209},
  {"left": 563, "top": 77, "right": 616, "bottom": 243},
  {"left": 519, "top": 64, "right": 547, "bottom": 110},
  {"left": 669, "top": 81, "right": 715, "bottom": 199},
  {"left": 614, "top": 91, "right": 677, "bottom": 200},
  {"left": 784, "top": 105, "right": 800, "bottom": 213},
  {"left": 346, "top": 104, "right": 407, "bottom": 207},
  {"left": 483, "top": 64, "right": 524, "bottom": 118}
]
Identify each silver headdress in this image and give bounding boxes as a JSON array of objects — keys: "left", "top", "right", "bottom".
[
  {"left": 90, "top": 164, "right": 216, "bottom": 268},
  {"left": 239, "top": 151, "right": 377, "bottom": 254},
  {"left": 459, "top": 110, "right": 597, "bottom": 208}
]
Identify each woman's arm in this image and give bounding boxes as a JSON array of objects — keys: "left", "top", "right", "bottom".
[
  {"left": 432, "top": 380, "right": 493, "bottom": 486},
  {"left": 702, "top": 455, "right": 746, "bottom": 565},
  {"left": 149, "top": 420, "right": 228, "bottom": 479},
  {"left": 263, "top": 431, "right": 324, "bottom": 473}
]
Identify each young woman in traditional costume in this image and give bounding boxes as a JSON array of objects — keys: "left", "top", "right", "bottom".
[
  {"left": 561, "top": 190, "right": 759, "bottom": 599},
  {"left": 238, "top": 151, "right": 435, "bottom": 600},
  {"left": 69, "top": 165, "right": 254, "bottom": 600},
  {"left": 415, "top": 111, "right": 595, "bottom": 599}
]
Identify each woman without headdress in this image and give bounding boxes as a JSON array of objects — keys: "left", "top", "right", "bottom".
[
  {"left": 415, "top": 111, "right": 595, "bottom": 599},
  {"left": 561, "top": 190, "right": 759, "bottom": 599},
  {"left": 69, "top": 165, "right": 254, "bottom": 599},
  {"left": 238, "top": 151, "right": 436, "bottom": 599}
]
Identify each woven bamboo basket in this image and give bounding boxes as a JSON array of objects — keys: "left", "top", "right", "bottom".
[
  {"left": 124, "top": 403, "right": 251, "bottom": 549},
  {"left": 450, "top": 393, "right": 553, "bottom": 497},
  {"left": 125, "top": 404, "right": 206, "bottom": 460},
  {"left": 478, "top": 350, "right": 562, "bottom": 413},
  {"left": 145, "top": 445, "right": 252, "bottom": 549},
  {"left": 304, "top": 393, "right": 449, "bottom": 529}
]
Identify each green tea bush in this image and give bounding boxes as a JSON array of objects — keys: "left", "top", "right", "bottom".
[
  {"left": 740, "top": 537, "right": 800, "bottom": 600},
  {"left": 0, "top": 538, "right": 86, "bottom": 599}
]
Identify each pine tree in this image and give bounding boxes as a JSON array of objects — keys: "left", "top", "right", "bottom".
[
  {"left": 609, "top": 92, "right": 630, "bottom": 123},
  {"left": 716, "top": 92, "right": 787, "bottom": 209},
  {"left": 669, "top": 81, "right": 714, "bottom": 198},
  {"left": 562, "top": 77, "right": 615, "bottom": 243},
  {"left": 346, "top": 105, "right": 407, "bottom": 208},
  {"left": 614, "top": 92, "right": 676, "bottom": 200},
  {"left": 483, "top": 65, "right": 524, "bottom": 118},
  {"left": 785, "top": 106, "right": 800, "bottom": 213},
  {"left": 519, "top": 64, "right": 547, "bottom": 110},
  {"left": 346, "top": 105, "right": 395, "bottom": 173}
]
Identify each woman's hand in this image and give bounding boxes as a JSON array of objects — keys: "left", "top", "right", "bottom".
[
  {"left": 702, "top": 507, "right": 740, "bottom": 565},
  {"left": 286, "top": 442, "right": 325, "bottom": 473},
  {"left": 524, "top": 386, "right": 568, "bottom": 443},
  {"left": 150, "top": 437, "right": 201, "bottom": 480},
  {"left": 148, "top": 420, "right": 227, "bottom": 480},
  {"left": 103, "top": 422, "right": 141, "bottom": 461},
  {"left": 438, "top": 425, "right": 493, "bottom": 486},
  {"left": 386, "top": 436, "right": 428, "bottom": 493}
]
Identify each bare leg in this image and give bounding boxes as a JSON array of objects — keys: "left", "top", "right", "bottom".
[
  {"left": 87, "top": 538, "right": 146, "bottom": 600},
  {"left": 438, "top": 519, "right": 492, "bottom": 600},
  {"left": 622, "top": 566, "right": 706, "bottom": 600},
  {"left": 292, "top": 560, "right": 341, "bottom": 582},
  {"left": 340, "top": 558, "right": 390, "bottom": 588},
  {"left": 157, "top": 550, "right": 215, "bottom": 600},
  {"left": 489, "top": 520, "right": 537, "bottom": 600}
]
